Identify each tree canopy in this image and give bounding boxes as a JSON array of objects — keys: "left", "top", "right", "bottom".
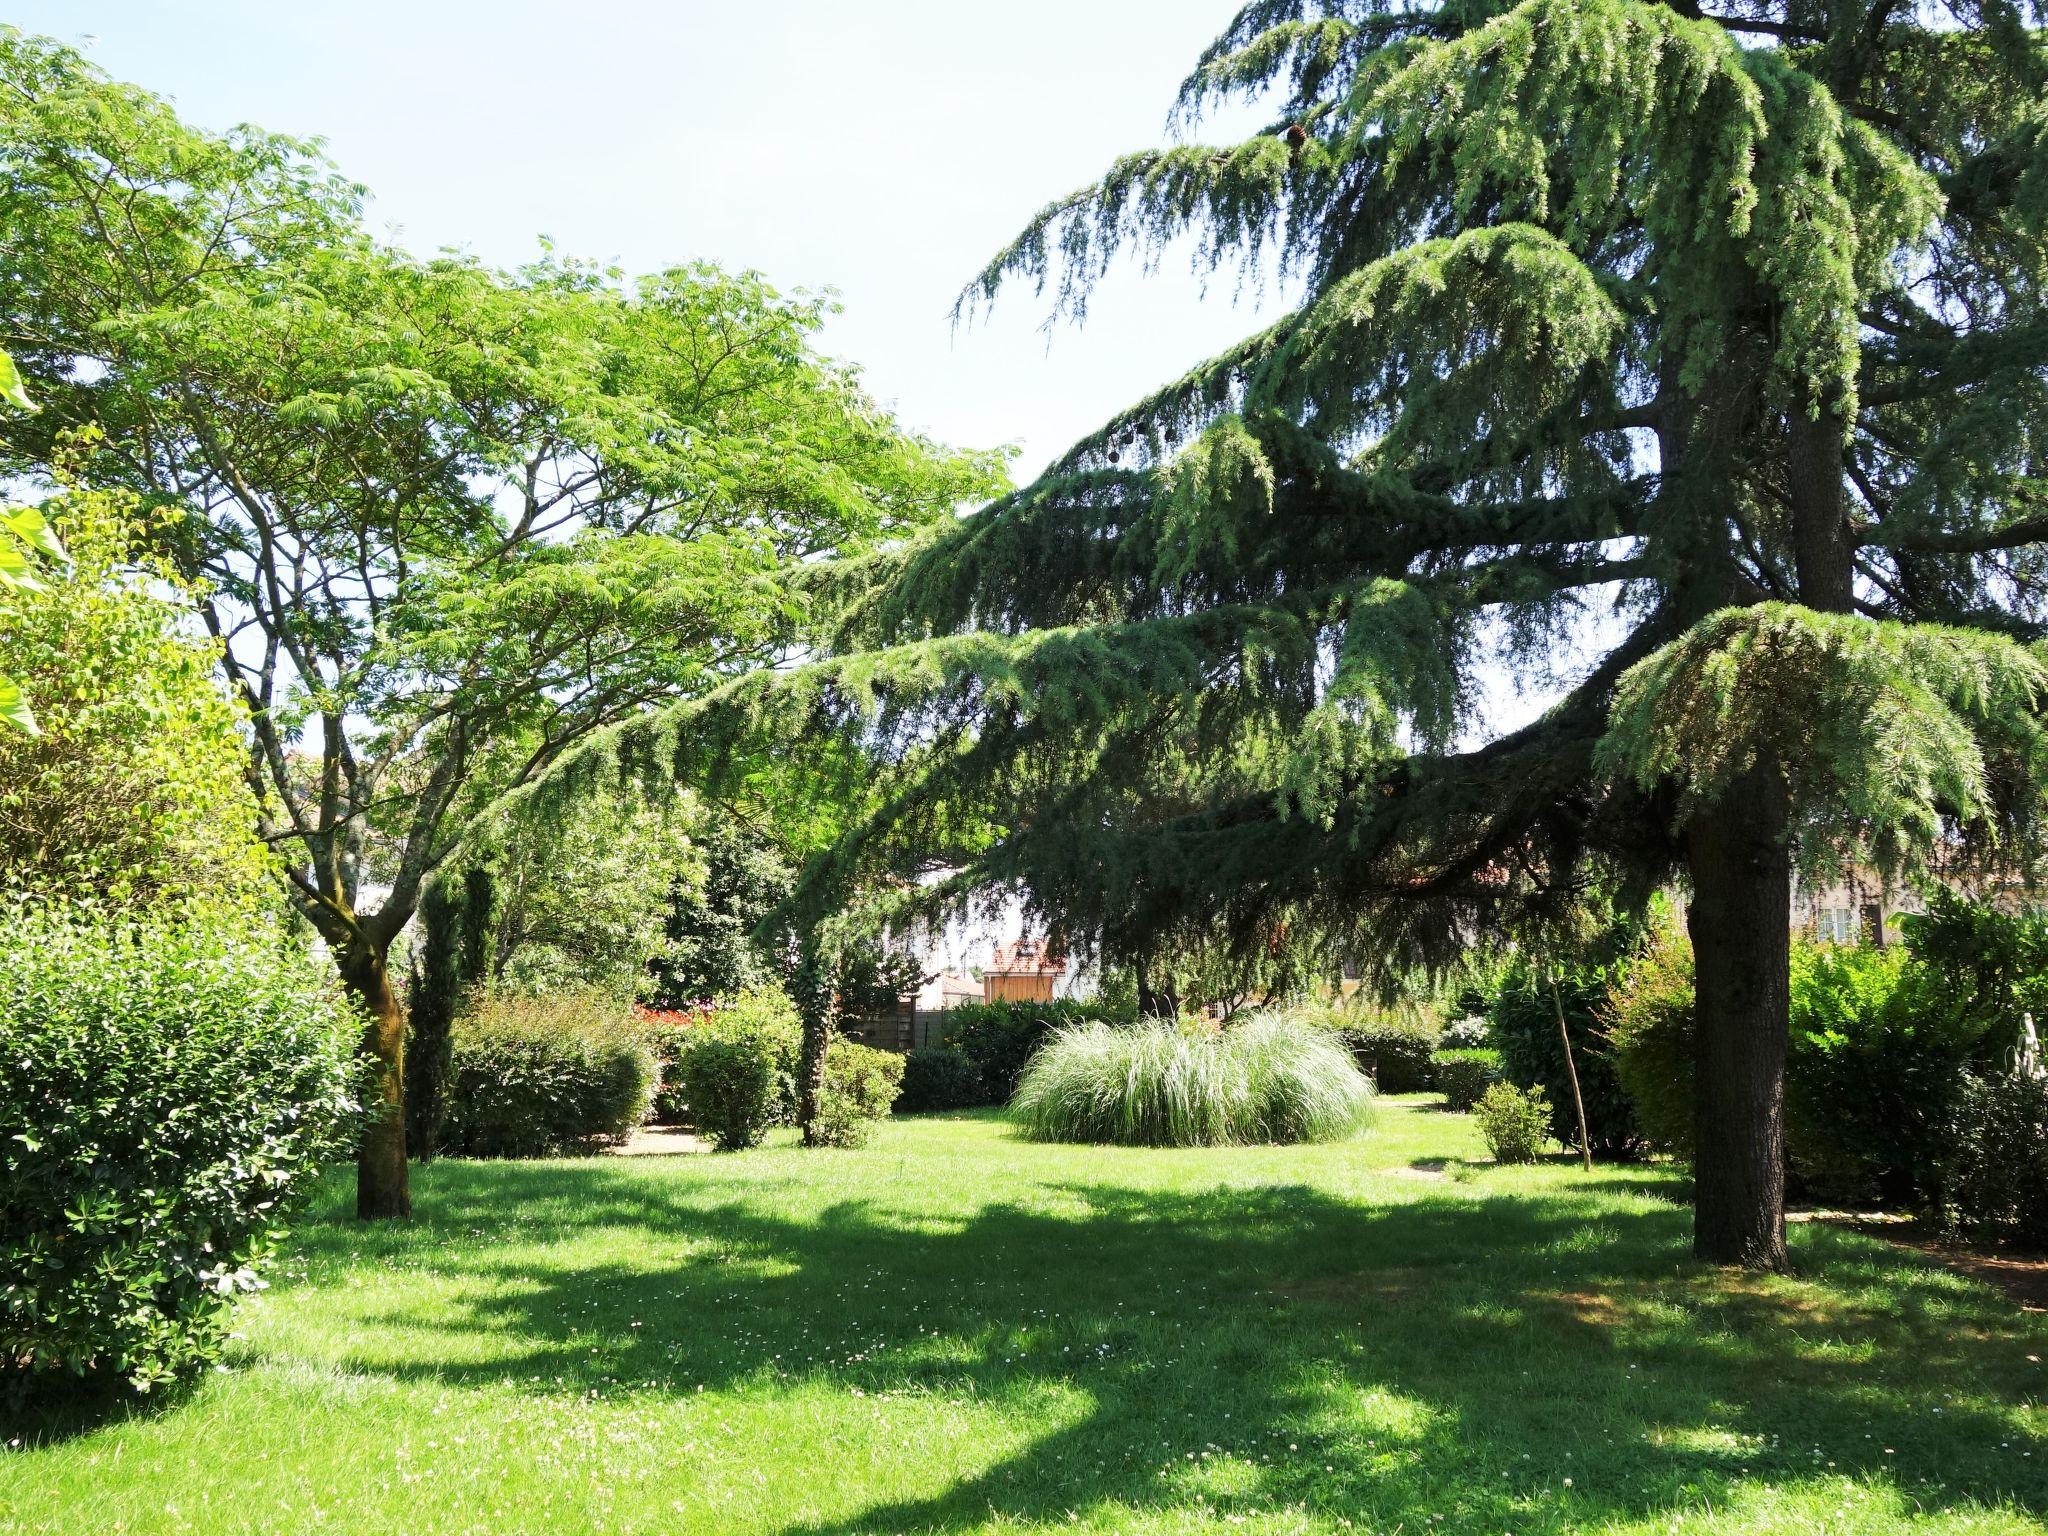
[
  {"left": 0, "top": 27, "right": 1008, "bottom": 1217},
  {"left": 583, "top": 0, "right": 2048, "bottom": 1265}
]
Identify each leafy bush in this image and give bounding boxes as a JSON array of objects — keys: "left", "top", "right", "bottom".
[
  {"left": 895, "top": 1046, "right": 986, "bottom": 1112},
  {"left": 1013, "top": 1014, "right": 1374, "bottom": 1147},
  {"left": 438, "top": 990, "right": 656, "bottom": 1158},
  {"left": 1934, "top": 1070, "right": 2048, "bottom": 1247},
  {"left": 1475, "top": 1082, "right": 1552, "bottom": 1164},
  {"left": 1487, "top": 959, "right": 1640, "bottom": 1154},
  {"left": 1, "top": 907, "right": 362, "bottom": 1404},
  {"left": 1782, "top": 942, "right": 1976, "bottom": 1203},
  {"left": 943, "top": 999, "right": 1104, "bottom": 1104},
  {"left": 680, "top": 1036, "right": 779, "bottom": 1151},
  {"left": 1336, "top": 1010, "right": 1441, "bottom": 1093},
  {"left": 1606, "top": 913, "right": 2000, "bottom": 1204},
  {"left": 811, "top": 1039, "right": 906, "bottom": 1149},
  {"left": 0, "top": 487, "right": 277, "bottom": 915},
  {"left": 656, "top": 987, "right": 801, "bottom": 1127},
  {"left": 1430, "top": 1048, "right": 1501, "bottom": 1112},
  {"left": 1603, "top": 917, "right": 1697, "bottom": 1154}
]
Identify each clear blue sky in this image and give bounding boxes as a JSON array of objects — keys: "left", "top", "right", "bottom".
[{"left": 13, "top": 1, "right": 1293, "bottom": 480}]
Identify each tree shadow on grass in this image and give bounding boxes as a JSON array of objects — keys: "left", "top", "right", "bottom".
[{"left": 281, "top": 1157, "right": 2048, "bottom": 1535}]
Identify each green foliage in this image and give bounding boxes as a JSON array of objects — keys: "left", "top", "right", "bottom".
[
  {"left": 648, "top": 820, "right": 792, "bottom": 1006},
  {"left": 1603, "top": 917, "right": 1698, "bottom": 1155},
  {"left": 1013, "top": 1014, "right": 1374, "bottom": 1148},
  {"left": 660, "top": 986, "right": 804, "bottom": 1131},
  {"left": 438, "top": 990, "right": 656, "bottom": 1159},
  {"left": 678, "top": 1037, "right": 779, "bottom": 1152},
  {"left": 1602, "top": 607, "right": 2048, "bottom": 881},
  {"left": 809, "top": 1039, "right": 906, "bottom": 1150},
  {"left": 1896, "top": 891, "right": 2048, "bottom": 1067},
  {"left": 1429, "top": 1048, "right": 1502, "bottom": 1113},
  {"left": 0, "top": 905, "right": 361, "bottom": 1404},
  {"left": 1934, "top": 1070, "right": 2048, "bottom": 1249},
  {"left": 1605, "top": 913, "right": 2011, "bottom": 1202},
  {"left": 405, "top": 867, "right": 498, "bottom": 1160},
  {"left": 1474, "top": 1082, "right": 1553, "bottom": 1165},
  {"left": 0, "top": 485, "right": 272, "bottom": 913},
  {"left": 895, "top": 1046, "right": 987, "bottom": 1113},
  {"left": 1327, "top": 1007, "right": 1441, "bottom": 1093},
  {"left": 483, "top": 794, "right": 697, "bottom": 1000},
  {"left": 640, "top": 0, "right": 2048, "bottom": 1143},
  {"left": 1784, "top": 942, "right": 1986, "bottom": 1204},
  {"left": 941, "top": 999, "right": 1110, "bottom": 1105},
  {"left": 1487, "top": 959, "right": 1641, "bottom": 1155},
  {"left": 0, "top": 30, "right": 1008, "bottom": 1056}
]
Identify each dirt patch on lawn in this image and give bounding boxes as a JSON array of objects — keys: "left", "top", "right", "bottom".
[
  {"left": 1808, "top": 1213, "right": 2048, "bottom": 1313},
  {"left": 613, "top": 1126, "right": 707, "bottom": 1157}
]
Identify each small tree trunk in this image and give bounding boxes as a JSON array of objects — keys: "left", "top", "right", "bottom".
[
  {"left": 341, "top": 941, "right": 412, "bottom": 1221},
  {"left": 1550, "top": 973, "right": 1594, "bottom": 1172},
  {"left": 792, "top": 939, "right": 835, "bottom": 1147},
  {"left": 1685, "top": 765, "right": 1791, "bottom": 1270}
]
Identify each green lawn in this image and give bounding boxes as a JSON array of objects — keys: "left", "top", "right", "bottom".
[{"left": 8, "top": 1098, "right": 2046, "bottom": 1535}]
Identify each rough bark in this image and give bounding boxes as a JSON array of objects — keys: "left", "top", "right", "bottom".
[
  {"left": 1787, "top": 402, "right": 1856, "bottom": 614},
  {"left": 1684, "top": 764, "right": 1791, "bottom": 1270},
  {"left": 340, "top": 940, "right": 412, "bottom": 1220}
]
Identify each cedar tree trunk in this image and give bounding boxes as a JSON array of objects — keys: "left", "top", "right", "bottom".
[{"left": 1684, "top": 764, "right": 1792, "bottom": 1270}]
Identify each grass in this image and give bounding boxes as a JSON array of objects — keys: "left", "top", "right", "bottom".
[
  {"left": 1013, "top": 1015, "right": 1374, "bottom": 1146},
  {"left": 5, "top": 1098, "right": 2046, "bottom": 1535}
]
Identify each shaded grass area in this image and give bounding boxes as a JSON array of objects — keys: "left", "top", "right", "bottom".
[{"left": 6, "top": 1100, "right": 2046, "bottom": 1534}]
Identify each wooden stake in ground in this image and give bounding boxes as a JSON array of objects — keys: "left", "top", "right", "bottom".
[{"left": 1550, "top": 972, "right": 1594, "bottom": 1173}]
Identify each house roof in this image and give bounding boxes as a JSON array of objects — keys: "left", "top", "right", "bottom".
[{"left": 986, "top": 938, "right": 1064, "bottom": 976}]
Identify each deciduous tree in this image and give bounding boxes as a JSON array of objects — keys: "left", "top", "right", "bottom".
[{"left": 0, "top": 32, "right": 1006, "bottom": 1217}]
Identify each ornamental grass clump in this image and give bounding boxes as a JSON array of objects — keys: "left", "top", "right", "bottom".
[{"left": 1012, "top": 1014, "right": 1374, "bottom": 1147}]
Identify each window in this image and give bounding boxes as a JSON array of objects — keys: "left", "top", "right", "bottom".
[{"left": 1816, "top": 906, "right": 1856, "bottom": 945}]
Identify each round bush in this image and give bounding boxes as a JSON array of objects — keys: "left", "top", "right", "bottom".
[
  {"left": 438, "top": 989, "right": 655, "bottom": 1158},
  {"left": 1430, "top": 1047, "right": 1501, "bottom": 1112},
  {"left": 1474, "top": 1082, "right": 1552, "bottom": 1164},
  {"left": 663, "top": 986, "right": 803, "bottom": 1133},
  {"left": 812, "top": 1039, "right": 907, "bottom": 1149},
  {"left": 1012, "top": 1015, "right": 1375, "bottom": 1148},
  {"left": 1, "top": 907, "right": 363, "bottom": 1404},
  {"left": 895, "top": 1046, "right": 986, "bottom": 1112},
  {"left": 680, "top": 1036, "right": 778, "bottom": 1150}
]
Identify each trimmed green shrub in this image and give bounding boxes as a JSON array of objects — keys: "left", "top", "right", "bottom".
[
  {"left": 1603, "top": 918, "right": 1697, "bottom": 1154},
  {"left": 1338, "top": 1011, "right": 1441, "bottom": 1093},
  {"left": 895, "top": 1046, "right": 986, "bottom": 1112},
  {"left": 1, "top": 907, "right": 362, "bottom": 1404},
  {"left": 1606, "top": 914, "right": 2001, "bottom": 1204},
  {"left": 1013, "top": 1015, "right": 1375, "bottom": 1147},
  {"left": 680, "top": 1036, "right": 778, "bottom": 1151},
  {"left": 943, "top": 999, "right": 1104, "bottom": 1104},
  {"left": 1487, "top": 961, "right": 1640, "bottom": 1154},
  {"left": 1475, "top": 1082, "right": 1552, "bottom": 1164},
  {"left": 654, "top": 986, "right": 803, "bottom": 1129},
  {"left": 812, "top": 1040, "right": 906, "bottom": 1149},
  {"left": 1935, "top": 1070, "right": 2048, "bottom": 1247},
  {"left": 1430, "top": 1048, "right": 1501, "bottom": 1112},
  {"left": 439, "top": 990, "right": 656, "bottom": 1158}
]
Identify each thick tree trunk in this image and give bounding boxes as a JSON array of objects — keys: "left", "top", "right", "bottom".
[
  {"left": 1787, "top": 402, "right": 1855, "bottom": 614},
  {"left": 340, "top": 941, "right": 412, "bottom": 1221},
  {"left": 1684, "top": 765, "right": 1791, "bottom": 1270}
]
